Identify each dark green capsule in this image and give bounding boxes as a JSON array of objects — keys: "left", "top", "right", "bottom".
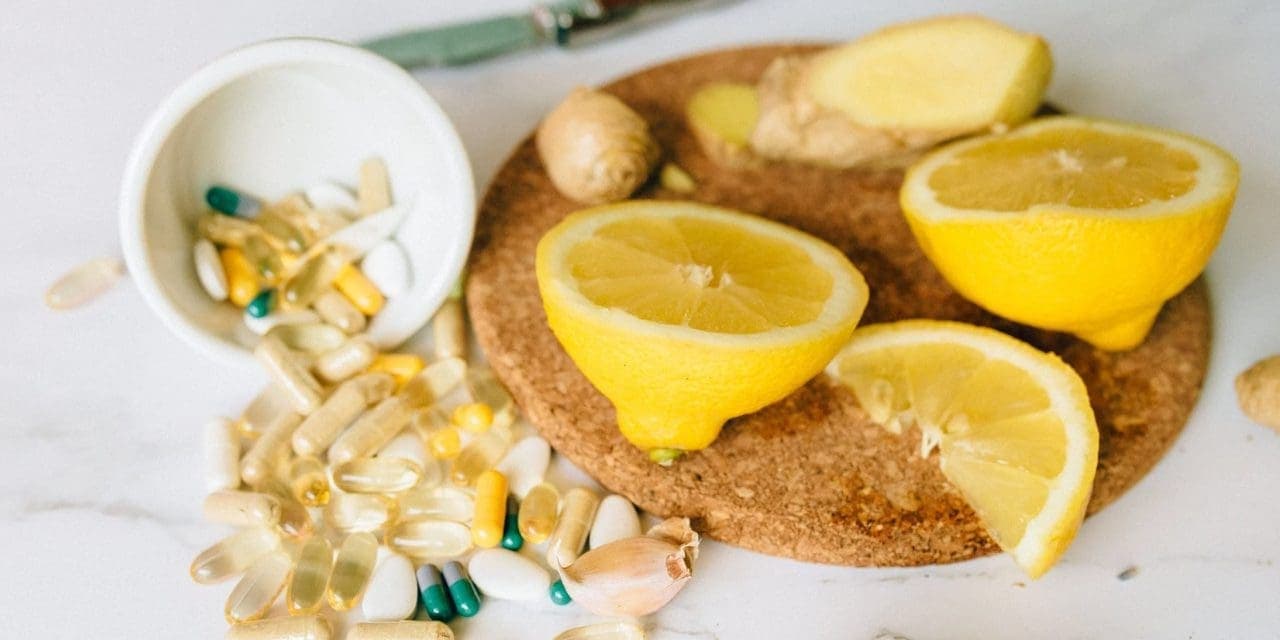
[
  {"left": 501, "top": 496, "right": 523, "bottom": 550},
  {"left": 206, "top": 185, "right": 261, "bottom": 218},
  {"left": 442, "top": 560, "right": 481, "bottom": 617},
  {"left": 415, "top": 565, "right": 455, "bottom": 622},
  {"left": 549, "top": 578, "right": 572, "bottom": 605},
  {"left": 245, "top": 288, "right": 277, "bottom": 318}
]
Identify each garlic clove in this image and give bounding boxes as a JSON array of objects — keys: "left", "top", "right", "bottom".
[{"left": 556, "top": 517, "right": 699, "bottom": 617}]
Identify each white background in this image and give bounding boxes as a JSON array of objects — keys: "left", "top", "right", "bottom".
[{"left": 3, "top": 1, "right": 1279, "bottom": 638}]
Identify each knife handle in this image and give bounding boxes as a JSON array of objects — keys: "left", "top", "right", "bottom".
[{"left": 364, "top": 15, "right": 543, "bottom": 68}]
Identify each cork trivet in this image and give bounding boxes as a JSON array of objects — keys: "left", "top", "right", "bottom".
[{"left": 465, "top": 45, "right": 1211, "bottom": 566}]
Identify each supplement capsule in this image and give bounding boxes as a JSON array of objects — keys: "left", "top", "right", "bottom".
[
  {"left": 207, "top": 185, "right": 262, "bottom": 218},
  {"left": 549, "top": 578, "right": 571, "bottom": 605},
  {"left": 243, "top": 234, "right": 284, "bottom": 281},
  {"left": 358, "top": 157, "right": 392, "bottom": 215},
  {"left": 334, "top": 264, "right": 385, "bottom": 316},
  {"left": 495, "top": 436, "right": 551, "bottom": 498},
  {"left": 465, "top": 368, "right": 515, "bottom": 431},
  {"left": 199, "top": 213, "right": 260, "bottom": 246},
  {"left": 410, "top": 408, "right": 458, "bottom": 460},
  {"left": 450, "top": 427, "right": 513, "bottom": 487},
  {"left": 333, "top": 457, "right": 423, "bottom": 494},
  {"left": 442, "top": 560, "right": 481, "bottom": 617},
  {"left": 329, "top": 397, "right": 415, "bottom": 467},
  {"left": 468, "top": 548, "right": 550, "bottom": 601},
  {"left": 313, "top": 289, "right": 366, "bottom": 333},
  {"left": 312, "top": 336, "right": 377, "bottom": 383},
  {"left": 225, "top": 549, "right": 291, "bottom": 623},
  {"left": 431, "top": 297, "right": 467, "bottom": 361},
  {"left": 471, "top": 470, "right": 508, "bottom": 548},
  {"left": 44, "top": 256, "right": 125, "bottom": 310},
  {"left": 367, "top": 353, "right": 425, "bottom": 389},
  {"left": 415, "top": 564, "right": 455, "bottom": 622},
  {"left": 554, "top": 622, "right": 646, "bottom": 640},
  {"left": 245, "top": 288, "right": 277, "bottom": 319},
  {"left": 189, "top": 527, "right": 280, "bottom": 584},
  {"left": 244, "top": 309, "right": 320, "bottom": 336},
  {"left": 194, "top": 239, "right": 229, "bottom": 301},
  {"left": 203, "top": 417, "right": 241, "bottom": 493},
  {"left": 328, "top": 532, "right": 379, "bottom": 610},
  {"left": 348, "top": 621, "right": 454, "bottom": 640},
  {"left": 203, "top": 490, "right": 281, "bottom": 527},
  {"left": 238, "top": 385, "right": 292, "bottom": 439},
  {"left": 546, "top": 487, "right": 599, "bottom": 566},
  {"left": 287, "top": 535, "right": 333, "bottom": 615},
  {"left": 450, "top": 402, "right": 493, "bottom": 433},
  {"left": 518, "top": 482, "right": 560, "bottom": 544},
  {"left": 221, "top": 247, "right": 261, "bottom": 307},
  {"left": 254, "top": 334, "right": 324, "bottom": 415},
  {"left": 225, "top": 614, "right": 332, "bottom": 640},
  {"left": 287, "top": 456, "right": 330, "bottom": 507},
  {"left": 262, "top": 194, "right": 326, "bottom": 250},
  {"left": 270, "top": 322, "right": 347, "bottom": 355},
  {"left": 589, "top": 494, "right": 642, "bottom": 549},
  {"left": 362, "top": 551, "right": 418, "bottom": 622},
  {"left": 361, "top": 241, "right": 411, "bottom": 298},
  {"left": 398, "top": 485, "right": 474, "bottom": 522},
  {"left": 325, "top": 493, "right": 399, "bottom": 534},
  {"left": 385, "top": 518, "right": 473, "bottom": 562},
  {"left": 283, "top": 246, "right": 348, "bottom": 308},
  {"left": 258, "top": 478, "right": 316, "bottom": 539},
  {"left": 305, "top": 181, "right": 358, "bottom": 217},
  {"left": 292, "top": 372, "right": 395, "bottom": 457},
  {"left": 379, "top": 430, "right": 441, "bottom": 488},
  {"left": 239, "top": 410, "right": 303, "bottom": 487},
  {"left": 501, "top": 496, "right": 523, "bottom": 551},
  {"left": 415, "top": 358, "right": 468, "bottom": 401}
]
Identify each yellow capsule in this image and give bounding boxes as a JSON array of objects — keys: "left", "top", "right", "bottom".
[
  {"left": 348, "top": 621, "right": 454, "bottom": 640},
  {"left": 335, "top": 264, "right": 385, "bottom": 315},
  {"left": 546, "top": 487, "right": 599, "bottom": 566},
  {"left": 221, "top": 247, "right": 261, "bottom": 307},
  {"left": 189, "top": 527, "right": 280, "bottom": 584},
  {"left": 385, "top": 519, "right": 473, "bottom": 562},
  {"left": 225, "top": 549, "right": 292, "bottom": 623},
  {"left": 202, "top": 490, "right": 281, "bottom": 527},
  {"left": 450, "top": 427, "right": 513, "bottom": 487},
  {"left": 325, "top": 492, "right": 399, "bottom": 534},
  {"left": 293, "top": 372, "right": 396, "bottom": 458},
  {"left": 287, "top": 535, "right": 333, "bottom": 615},
  {"left": 366, "top": 353, "right": 425, "bottom": 389},
  {"left": 518, "top": 482, "right": 560, "bottom": 544},
  {"left": 240, "top": 410, "right": 303, "bottom": 488},
  {"left": 332, "top": 457, "right": 423, "bottom": 494},
  {"left": 554, "top": 622, "right": 646, "bottom": 640},
  {"left": 471, "top": 470, "right": 508, "bottom": 548},
  {"left": 257, "top": 478, "right": 316, "bottom": 540},
  {"left": 450, "top": 402, "right": 493, "bottom": 434},
  {"left": 465, "top": 368, "right": 515, "bottom": 431},
  {"left": 313, "top": 289, "right": 366, "bottom": 333},
  {"left": 238, "top": 385, "right": 291, "bottom": 439},
  {"left": 312, "top": 336, "right": 377, "bottom": 384},
  {"left": 287, "top": 456, "right": 331, "bottom": 507},
  {"left": 398, "top": 485, "right": 474, "bottom": 522},
  {"left": 269, "top": 322, "right": 347, "bottom": 355},
  {"left": 432, "top": 297, "right": 467, "bottom": 361},
  {"left": 254, "top": 334, "right": 324, "bottom": 415},
  {"left": 329, "top": 532, "right": 379, "bottom": 610},
  {"left": 226, "top": 614, "right": 332, "bottom": 640}
]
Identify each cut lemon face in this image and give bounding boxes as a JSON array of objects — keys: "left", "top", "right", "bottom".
[
  {"left": 901, "top": 116, "right": 1238, "bottom": 350},
  {"left": 536, "top": 201, "right": 868, "bottom": 456},
  {"left": 827, "top": 320, "right": 1099, "bottom": 577}
]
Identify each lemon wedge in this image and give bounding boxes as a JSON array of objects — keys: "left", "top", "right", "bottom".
[
  {"left": 827, "top": 320, "right": 1099, "bottom": 577},
  {"left": 536, "top": 201, "right": 868, "bottom": 457}
]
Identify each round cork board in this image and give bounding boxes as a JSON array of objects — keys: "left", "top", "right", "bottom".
[{"left": 465, "top": 45, "right": 1211, "bottom": 566}]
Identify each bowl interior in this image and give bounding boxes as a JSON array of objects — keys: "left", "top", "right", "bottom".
[{"left": 135, "top": 41, "right": 473, "bottom": 365}]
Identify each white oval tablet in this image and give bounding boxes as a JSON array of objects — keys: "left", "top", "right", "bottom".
[
  {"left": 494, "top": 436, "right": 551, "bottom": 498},
  {"left": 468, "top": 548, "right": 550, "bottom": 601},
  {"left": 361, "top": 241, "right": 411, "bottom": 298},
  {"left": 589, "top": 494, "right": 642, "bottom": 549},
  {"left": 361, "top": 551, "right": 418, "bottom": 621},
  {"left": 193, "top": 239, "right": 228, "bottom": 301}
]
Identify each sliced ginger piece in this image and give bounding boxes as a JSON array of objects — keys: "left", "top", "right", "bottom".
[{"left": 685, "top": 82, "right": 762, "bottom": 168}]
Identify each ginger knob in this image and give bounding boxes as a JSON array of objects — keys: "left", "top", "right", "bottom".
[
  {"left": 1236, "top": 355, "right": 1280, "bottom": 433},
  {"left": 536, "top": 87, "right": 660, "bottom": 204}
]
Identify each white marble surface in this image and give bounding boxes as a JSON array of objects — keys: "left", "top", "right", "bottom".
[{"left": 3, "top": 1, "right": 1279, "bottom": 638}]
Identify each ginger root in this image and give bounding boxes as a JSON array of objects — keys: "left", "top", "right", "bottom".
[
  {"left": 536, "top": 87, "right": 660, "bottom": 204},
  {"left": 685, "top": 82, "right": 761, "bottom": 168},
  {"left": 1236, "top": 356, "right": 1280, "bottom": 433}
]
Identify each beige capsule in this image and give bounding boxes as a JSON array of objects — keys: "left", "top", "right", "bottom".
[
  {"left": 254, "top": 334, "right": 324, "bottom": 415},
  {"left": 44, "top": 256, "right": 125, "bottom": 310},
  {"left": 292, "top": 372, "right": 395, "bottom": 457},
  {"left": 326, "top": 367, "right": 448, "bottom": 467},
  {"left": 347, "top": 621, "right": 454, "bottom": 640},
  {"left": 384, "top": 518, "right": 473, "bottom": 562},
  {"left": 225, "top": 614, "right": 332, "bottom": 640},
  {"left": 237, "top": 385, "right": 291, "bottom": 439},
  {"left": 270, "top": 322, "right": 347, "bottom": 355},
  {"left": 431, "top": 297, "right": 467, "bottom": 361},
  {"left": 202, "top": 490, "right": 281, "bottom": 527},
  {"left": 554, "top": 622, "right": 646, "bottom": 640},
  {"left": 312, "top": 336, "right": 377, "bottom": 383},
  {"left": 546, "top": 487, "right": 599, "bottom": 567},
  {"left": 398, "top": 485, "right": 474, "bottom": 523},
  {"left": 240, "top": 410, "right": 303, "bottom": 488},
  {"left": 313, "top": 289, "right": 366, "bottom": 333}
]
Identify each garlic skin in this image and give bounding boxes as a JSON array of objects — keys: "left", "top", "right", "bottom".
[
  {"left": 536, "top": 87, "right": 661, "bottom": 204},
  {"left": 557, "top": 516, "right": 699, "bottom": 617}
]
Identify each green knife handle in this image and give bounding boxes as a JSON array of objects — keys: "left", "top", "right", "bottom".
[{"left": 364, "top": 15, "right": 543, "bottom": 68}]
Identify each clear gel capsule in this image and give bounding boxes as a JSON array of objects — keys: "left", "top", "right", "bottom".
[
  {"left": 471, "top": 470, "right": 507, "bottom": 548},
  {"left": 240, "top": 410, "right": 303, "bottom": 487},
  {"left": 450, "top": 426, "right": 513, "bottom": 487},
  {"left": 379, "top": 430, "right": 440, "bottom": 488},
  {"left": 225, "top": 549, "right": 291, "bottom": 623},
  {"left": 312, "top": 336, "right": 377, "bottom": 383},
  {"left": 328, "top": 532, "right": 379, "bottom": 610},
  {"left": 546, "top": 487, "right": 599, "bottom": 566},
  {"left": 254, "top": 334, "right": 324, "bottom": 415},
  {"left": 238, "top": 385, "right": 291, "bottom": 439},
  {"left": 398, "top": 485, "right": 474, "bottom": 523},
  {"left": 385, "top": 519, "right": 473, "bottom": 562},
  {"left": 189, "top": 527, "right": 280, "bottom": 584},
  {"left": 243, "top": 234, "right": 284, "bottom": 281},
  {"left": 518, "top": 482, "right": 560, "bottom": 544},
  {"left": 283, "top": 245, "right": 348, "bottom": 308},
  {"left": 287, "top": 535, "right": 333, "bottom": 615},
  {"left": 494, "top": 436, "right": 551, "bottom": 498},
  {"left": 44, "top": 256, "right": 125, "bottom": 310},
  {"left": 204, "top": 417, "right": 241, "bottom": 493},
  {"left": 334, "top": 264, "right": 385, "bottom": 316},
  {"left": 262, "top": 194, "right": 325, "bottom": 250},
  {"left": 554, "top": 622, "right": 646, "bottom": 640},
  {"left": 207, "top": 185, "right": 262, "bottom": 218},
  {"left": 313, "top": 289, "right": 366, "bottom": 333},
  {"left": 348, "top": 621, "right": 454, "bottom": 640},
  {"left": 325, "top": 493, "right": 399, "bottom": 534},
  {"left": 287, "top": 456, "right": 330, "bottom": 507},
  {"left": 293, "top": 373, "right": 395, "bottom": 457},
  {"left": 203, "top": 490, "right": 281, "bottom": 527},
  {"left": 357, "top": 157, "right": 392, "bottom": 216},
  {"left": 432, "top": 297, "right": 467, "bottom": 361},
  {"left": 194, "top": 239, "right": 228, "bottom": 301},
  {"left": 441, "top": 560, "right": 481, "bottom": 617},
  {"left": 269, "top": 322, "right": 347, "bottom": 355},
  {"left": 465, "top": 368, "right": 515, "bottom": 431},
  {"left": 368, "top": 353, "right": 425, "bottom": 389},
  {"left": 415, "top": 564, "right": 455, "bottom": 622},
  {"left": 333, "top": 457, "right": 423, "bottom": 494},
  {"left": 225, "top": 615, "right": 332, "bottom": 640},
  {"left": 258, "top": 478, "right": 315, "bottom": 540},
  {"left": 199, "top": 212, "right": 259, "bottom": 246}
]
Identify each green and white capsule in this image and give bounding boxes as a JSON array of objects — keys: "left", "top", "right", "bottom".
[
  {"left": 207, "top": 185, "right": 262, "bottom": 218},
  {"left": 442, "top": 560, "right": 481, "bottom": 617}
]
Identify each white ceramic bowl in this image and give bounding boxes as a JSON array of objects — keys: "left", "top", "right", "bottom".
[{"left": 120, "top": 38, "right": 475, "bottom": 367}]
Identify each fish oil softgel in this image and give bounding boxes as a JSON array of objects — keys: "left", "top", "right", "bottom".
[
  {"left": 287, "top": 536, "right": 333, "bottom": 615},
  {"left": 329, "top": 532, "right": 379, "bottom": 610},
  {"left": 385, "top": 519, "right": 473, "bottom": 562}
]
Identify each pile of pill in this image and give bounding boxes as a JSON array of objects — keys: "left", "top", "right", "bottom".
[
  {"left": 193, "top": 158, "right": 412, "bottom": 336},
  {"left": 196, "top": 291, "right": 649, "bottom": 638}
]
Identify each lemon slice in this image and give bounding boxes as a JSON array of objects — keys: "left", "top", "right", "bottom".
[
  {"left": 536, "top": 201, "right": 868, "bottom": 456},
  {"left": 827, "top": 320, "right": 1099, "bottom": 577},
  {"left": 901, "top": 116, "right": 1238, "bottom": 350}
]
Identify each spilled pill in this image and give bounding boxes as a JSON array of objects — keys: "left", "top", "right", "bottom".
[{"left": 468, "top": 548, "right": 550, "bottom": 601}]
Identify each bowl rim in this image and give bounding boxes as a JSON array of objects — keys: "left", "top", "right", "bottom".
[{"left": 118, "top": 37, "right": 476, "bottom": 368}]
